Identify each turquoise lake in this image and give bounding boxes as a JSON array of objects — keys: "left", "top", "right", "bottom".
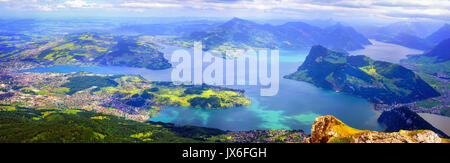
[{"left": 19, "top": 47, "right": 384, "bottom": 133}]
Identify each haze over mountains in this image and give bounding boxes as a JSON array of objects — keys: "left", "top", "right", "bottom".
[
  {"left": 401, "top": 38, "right": 450, "bottom": 78},
  {"left": 426, "top": 24, "right": 450, "bottom": 45},
  {"left": 422, "top": 38, "right": 450, "bottom": 63},
  {"left": 170, "top": 18, "right": 450, "bottom": 55},
  {"left": 358, "top": 22, "right": 450, "bottom": 51},
  {"left": 119, "top": 20, "right": 221, "bottom": 36},
  {"left": 180, "top": 17, "right": 372, "bottom": 52},
  {"left": 116, "top": 17, "right": 450, "bottom": 54},
  {"left": 367, "top": 22, "right": 442, "bottom": 38}
]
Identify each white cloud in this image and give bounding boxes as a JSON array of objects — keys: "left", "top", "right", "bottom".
[
  {"left": 64, "top": 0, "right": 97, "bottom": 8},
  {"left": 120, "top": 2, "right": 182, "bottom": 8},
  {"left": 56, "top": 4, "right": 66, "bottom": 9},
  {"left": 37, "top": 4, "right": 51, "bottom": 11},
  {"left": 0, "top": 0, "right": 449, "bottom": 22}
]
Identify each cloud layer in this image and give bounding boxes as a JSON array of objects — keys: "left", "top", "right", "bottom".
[{"left": 1, "top": 0, "right": 449, "bottom": 22}]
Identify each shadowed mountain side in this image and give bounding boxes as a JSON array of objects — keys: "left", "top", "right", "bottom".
[
  {"left": 378, "top": 107, "right": 449, "bottom": 138},
  {"left": 426, "top": 24, "right": 450, "bottom": 45}
]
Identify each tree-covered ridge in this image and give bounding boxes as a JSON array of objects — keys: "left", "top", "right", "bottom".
[
  {"left": 1, "top": 32, "right": 171, "bottom": 70},
  {"left": 0, "top": 104, "right": 309, "bottom": 143},
  {"left": 94, "top": 36, "right": 171, "bottom": 70},
  {"left": 1, "top": 105, "right": 447, "bottom": 143},
  {"left": 378, "top": 106, "right": 449, "bottom": 138},
  {"left": 169, "top": 18, "right": 371, "bottom": 56},
  {"left": 0, "top": 105, "right": 226, "bottom": 143},
  {"left": 0, "top": 72, "right": 251, "bottom": 121},
  {"left": 285, "top": 45, "right": 440, "bottom": 104},
  {"left": 36, "top": 32, "right": 114, "bottom": 63},
  {"left": 207, "top": 130, "right": 307, "bottom": 143}
]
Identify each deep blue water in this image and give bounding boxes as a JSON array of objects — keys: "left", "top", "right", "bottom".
[{"left": 18, "top": 47, "right": 384, "bottom": 133}]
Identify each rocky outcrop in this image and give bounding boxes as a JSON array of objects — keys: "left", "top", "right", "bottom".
[{"left": 305, "top": 115, "right": 443, "bottom": 143}]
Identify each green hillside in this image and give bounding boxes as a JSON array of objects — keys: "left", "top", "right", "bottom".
[
  {"left": 0, "top": 105, "right": 224, "bottom": 143},
  {"left": 401, "top": 38, "right": 450, "bottom": 78},
  {"left": 285, "top": 45, "right": 440, "bottom": 104},
  {"left": 11, "top": 32, "right": 172, "bottom": 70}
]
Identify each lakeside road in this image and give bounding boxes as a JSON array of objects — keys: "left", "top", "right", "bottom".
[{"left": 419, "top": 113, "right": 450, "bottom": 136}]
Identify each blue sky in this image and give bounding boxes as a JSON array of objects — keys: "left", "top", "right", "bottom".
[{"left": 1, "top": 0, "right": 449, "bottom": 23}]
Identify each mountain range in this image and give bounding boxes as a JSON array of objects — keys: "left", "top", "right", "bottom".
[
  {"left": 179, "top": 17, "right": 372, "bottom": 53},
  {"left": 365, "top": 22, "right": 442, "bottom": 38},
  {"left": 119, "top": 20, "right": 221, "bottom": 36},
  {"left": 421, "top": 38, "right": 450, "bottom": 62},
  {"left": 379, "top": 33, "right": 433, "bottom": 50},
  {"left": 401, "top": 38, "right": 450, "bottom": 77},
  {"left": 361, "top": 22, "right": 450, "bottom": 50},
  {"left": 285, "top": 45, "right": 440, "bottom": 104},
  {"left": 426, "top": 24, "right": 450, "bottom": 45}
]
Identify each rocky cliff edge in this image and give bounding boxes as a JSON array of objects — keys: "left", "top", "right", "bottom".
[{"left": 305, "top": 115, "right": 447, "bottom": 143}]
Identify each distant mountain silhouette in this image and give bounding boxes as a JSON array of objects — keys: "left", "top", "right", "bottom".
[
  {"left": 426, "top": 24, "right": 450, "bottom": 45},
  {"left": 423, "top": 38, "right": 450, "bottom": 63},
  {"left": 386, "top": 33, "right": 432, "bottom": 50},
  {"left": 323, "top": 23, "right": 373, "bottom": 51},
  {"left": 182, "top": 18, "right": 372, "bottom": 52},
  {"left": 378, "top": 22, "right": 441, "bottom": 38},
  {"left": 361, "top": 21, "right": 444, "bottom": 50},
  {"left": 401, "top": 38, "right": 450, "bottom": 78},
  {"left": 119, "top": 20, "right": 220, "bottom": 35}
]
